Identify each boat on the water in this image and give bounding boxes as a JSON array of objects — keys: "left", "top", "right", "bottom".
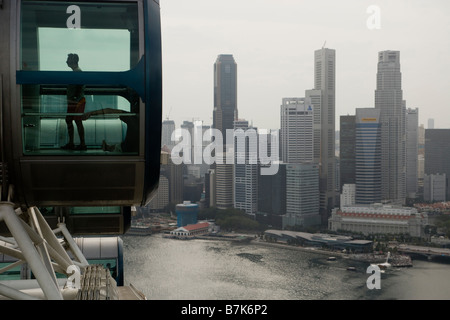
[
  {"left": 370, "top": 252, "right": 392, "bottom": 272},
  {"left": 127, "top": 221, "right": 153, "bottom": 236},
  {"left": 327, "top": 256, "right": 337, "bottom": 261}
]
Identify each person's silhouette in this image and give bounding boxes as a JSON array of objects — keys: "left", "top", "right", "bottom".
[{"left": 62, "top": 53, "right": 87, "bottom": 150}]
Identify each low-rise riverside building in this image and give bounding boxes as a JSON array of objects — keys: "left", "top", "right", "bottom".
[{"left": 169, "top": 222, "right": 212, "bottom": 239}]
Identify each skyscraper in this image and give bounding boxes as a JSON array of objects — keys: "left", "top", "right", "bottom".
[
  {"left": 160, "top": 150, "right": 184, "bottom": 206},
  {"left": 375, "top": 50, "right": 406, "bottom": 204},
  {"left": 307, "top": 48, "right": 336, "bottom": 221},
  {"left": 355, "top": 108, "right": 382, "bottom": 204},
  {"left": 233, "top": 119, "right": 258, "bottom": 215},
  {"left": 424, "top": 173, "right": 446, "bottom": 202},
  {"left": 280, "top": 97, "right": 314, "bottom": 163},
  {"left": 215, "top": 156, "right": 234, "bottom": 210},
  {"left": 339, "top": 115, "right": 356, "bottom": 190},
  {"left": 161, "top": 119, "right": 176, "bottom": 149},
  {"left": 258, "top": 163, "right": 286, "bottom": 216},
  {"left": 213, "top": 54, "right": 238, "bottom": 135},
  {"left": 180, "top": 120, "right": 194, "bottom": 164},
  {"left": 406, "top": 108, "right": 419, "bottom": 199},
  {"left": 283, "top": 163, "right": 320, "bottom": 228},
  {"left": 425, "top": 129, "right": 450, "bottom": 201},
  {"left": 212, "top": 54, "right": 238, "bottom": 210}
]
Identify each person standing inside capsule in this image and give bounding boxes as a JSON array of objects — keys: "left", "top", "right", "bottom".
[{"left": 62, "top": 53, "right": 87, "bottom": 150}]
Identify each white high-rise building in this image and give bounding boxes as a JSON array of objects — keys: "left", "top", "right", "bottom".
[
  {"left": 307, "top": 48, "right": 336, "bottom": 220},
  {"left": 406, "top": 108, "right": 419, "bottom": 198},
  {"left": 375, "top": 50, "right": 406, "bottom": 205},
  {"left": 340, "top": 184, "right": 356, "bottom": 208},
  {"left": 233, "top": 119, "right": 258, "bottom": 215},
  {"left": 305, "top": 89, "right": 322, "bottom": 163},
  {"left": 215, "top": 163, "right": 234, "bottom": 210},
  {"left": 280, "top": 97, "right": 314, "bottom": 163}
]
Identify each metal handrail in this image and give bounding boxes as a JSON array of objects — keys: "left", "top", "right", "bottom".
[{"left": 0, "top": 74, "right": 6, "bottom": 201}]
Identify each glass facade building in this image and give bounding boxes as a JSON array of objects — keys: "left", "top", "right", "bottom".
[
  {"left": 425, "top": 129, "right": 450, "bottom": 200},
  {"left": 375, "top": 51, "right": 406, "bottom": 204},
  {"left": 339, "top": 115, "right": 356, "bottom": 191},
  {"left": 284, "top": 163, "right": 320, "bottom": 228},
  {"left": 355, "top": 108, "right": 382, "bottom": 204},
  {"left": 213, "top": 54, "right": 238, "bottom": 134}
]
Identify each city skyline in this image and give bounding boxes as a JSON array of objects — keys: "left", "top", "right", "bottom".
[{"left": 160, "top": 0, "right": 450, "bottom": 131}]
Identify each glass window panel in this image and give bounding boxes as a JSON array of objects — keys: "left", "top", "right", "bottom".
[
  {"left": 22, "top": 86, "right": 140, "bottom": 155},
  {"left": 70, "top": 207, "right": 121, "bottom": 215},
  {"left": 38, "top": 28, "right": 131, "bottom": 72},
  {"left": 20, "top": 1, "right": 142, "bottom": 156},
  {"left": 21, "top": 1, "right": 140, "bottom": 71},
  {"left": 0, "top": 263, "right": 22, "bottom": 281}
]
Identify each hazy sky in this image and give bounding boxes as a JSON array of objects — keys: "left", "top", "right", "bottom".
[{"left": 160, "top": 0, "right": 450, "bottom": 131}]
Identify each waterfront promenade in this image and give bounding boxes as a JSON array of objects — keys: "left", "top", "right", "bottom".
[{"left": 169, "top": 232, "right": 413, "bottom": 267}]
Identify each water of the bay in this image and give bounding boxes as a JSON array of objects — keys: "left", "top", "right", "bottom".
[{"left": 122, "top": 234, "right": 450, "bottom": 300}]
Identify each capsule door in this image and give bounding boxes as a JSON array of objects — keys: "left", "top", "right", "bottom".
[{"left": 12, "top": 0, "right": 161, "bottom": 208}]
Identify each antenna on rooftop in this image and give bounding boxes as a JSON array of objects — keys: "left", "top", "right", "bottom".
[{"left": 165, "top": 106, "right": 172, "bottom": 120}]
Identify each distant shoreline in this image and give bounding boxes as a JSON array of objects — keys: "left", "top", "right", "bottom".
[
  {"left": 250, "top": 239, "right": 413, "bottom": 266},
  {"left": 148, "top": 232, "right": 413, "bottom": 267}
]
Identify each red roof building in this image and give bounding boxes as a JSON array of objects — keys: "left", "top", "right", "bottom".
[
  {"left": 169, "top": 222, "right": 211, "bottom": 238},
  {"left": 328, "top": 204, "right": 428, "bottom": 238}
]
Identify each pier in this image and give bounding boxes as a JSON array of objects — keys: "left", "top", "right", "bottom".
[{"left": 397, "top": 245, "right": 450, "bottom": 261}]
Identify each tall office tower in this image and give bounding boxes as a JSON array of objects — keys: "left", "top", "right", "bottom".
[
  {"left": 215, "top": 158, "right": 234, "bottom": 210},
  {"left": 428, "top": 118, "right": 434, "bottom": 129},
  {"left": 406, "top": 108, "right": 419, "bottom": 198},
  {"left": 180, "top": 120, "right": 194, "bottom": 163},
  {"left": 258, "top": 163, "right": 286, "bottom": 215},
  {"left": 213, "top": 55, "right": 237, "bottom": 210},
  {"left": 425, "top": 129, "right": 450, "bottom": 200},
  {"left": 198, "top": 122, "right": 212, "bottom": 177},
  {"left": 305, "top": 89, "right": 322, "bottom": 162},
  {"left": 160, "top": 152, "right": 184, "bottom": 205},
  {"left": 205, "top": 169, "right": 216, "bottom": 208},
  {"left": 233, "top": 119, "right": 258, "bottom": 215},
  {"left": 161, "top": 119, "right": 176, "bottom": 149},
  {"left": 339, "top": 115, "right": 356, "bottom": 191},
  {"left": 283, "top": 163, "right": 320, "bottom": 228},
  {"left": 355, "top": 108, "right": 382, "bottom": 204},
  {"left": 418, "top": 124, "right": 425, "bottom": 191},
  {"left": 183, "top": 120, "right": 211, "bottom": 177},
  {"left": 280, "top": 97, "right": 314, "bottom": 163},
  {"left": 213, "top": 54, "right": 238, "bottom": 136},
  {"left": 306, "top": 48, "right": 336, "bottom": 220},
  {"left": 418, "top": 124, "right": 425, "bottom": 155},
  {"left": 375, "top": 50, "right": 406, "bottom": 205},
  {"left": 424, "top": 173, "right": 446, "bottom": 202},
  {"left": 148, "top": 175, "right": 169, "bottom": 211}
]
